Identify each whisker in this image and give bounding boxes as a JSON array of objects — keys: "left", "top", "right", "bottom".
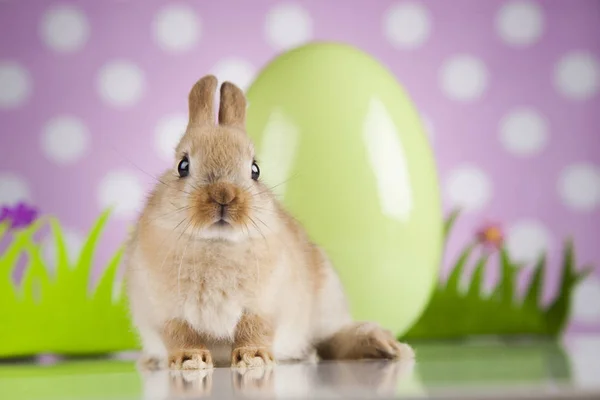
[
  {"left": 192, "top": 215, "right": 200, "bottom": 276},
  {"left": 147, "top": 205, "right": 193, "bottom": 224},
  {"left": 252, "top": 174, "right": 300, "bottom": 197},
  {"left": 108, "top": 145, "right": 196, "bottom": 197},
  {"left": 253, "top": 215, "right": 270, "bottom": 231},
  {"left": 249, "top": 206, "right": 278, "bottom": 216},
  {"left": 253, "top": 214, "right": 296, "bottom": 258},
  {"left": 248, "top": 216, "right": 267, "bottom": 243},
  {"left": 157, "top": 215, "right": 190, "bottom": 278},
  {"left": 188, "top": 181, "right": 204, "bottom": 193},
  {"left": 172, "top": 214, "right": 191, "bottom": 234},
  {"left": 157, "top": 179, "right": 194, "bottom": 196},
  {"left": 240, "top": 219, "right": 250, "bottom": 238},
  {"left": 177, "top": 218, "right": 195, "bottom": 297}
]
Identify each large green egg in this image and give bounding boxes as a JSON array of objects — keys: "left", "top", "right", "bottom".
[{"left": 246, "top": 42, "right": 442, "bottom": 336}]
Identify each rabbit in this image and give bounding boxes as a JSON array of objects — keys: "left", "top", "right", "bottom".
[{"left": 124, "top": 75, "right": 415, "bottom": 370}]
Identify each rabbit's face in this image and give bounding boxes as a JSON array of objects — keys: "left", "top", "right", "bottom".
[
  {"left": 166, "top": 124, "right": 275, "bottom": 241},
  {"left": 148, "top": 76, "right": 278, "bottom": 242}
]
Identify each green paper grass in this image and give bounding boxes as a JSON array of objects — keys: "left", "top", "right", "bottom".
[
  {"left": 0, "top": 207, "right": 594, "bottom": 356},
  {"left": 404, "top": 210, "right": 593, "bottom": 340},
  {"left": 0, "top": 210, "right": 138, "bottom": 357}
]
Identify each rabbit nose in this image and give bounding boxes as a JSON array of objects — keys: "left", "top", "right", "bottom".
[{"left": 208, "top": 183, "right": 236, "bottom": 206}]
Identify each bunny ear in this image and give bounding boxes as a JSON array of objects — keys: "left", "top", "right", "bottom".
[
  {"left": 218, "top": 81, "right": 246, "bottom": 128},
  {"left": 188, "top": 75, "right": 218, "bottom": 126}
]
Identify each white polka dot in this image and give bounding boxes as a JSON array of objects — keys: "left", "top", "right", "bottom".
[
  {"left": 440, "top": 55, "right": 488, "bottom": 101},
  {"left": 0, "top": 62, "right": 31, "bottom": 109},
  {"left": 155, "top": 113, "right": 188, "bottom": 161},
  {"left": 569, "top": 335, "right": 600, "bottom": 388},
  {"left": 211, "top": 58, "right": 256, "bottom": 91},
  {"left": 42, "top": 227, "right": 84, "bottom": 273},
  {"left": 153, "top": 5, "right": 200, "bottom": 52},
  {"left": 383, "top": 2, "right": 431, "bottom": 49},
  {"left": 40, "top": 6, "right": 89, "bottom": 52},
  {"left": 558, "top": 163, "right": 600, "bottom": 212},
  {"left": 445, "top": 165, "right": 492, "bottom": 212},
  {"left": 506, "top": 220, "right": 551, "bottom": 265},
  {"left": 97, "top": 61, "right": 145, "bottom": 107},
  {"left": 98, "top": 170, "right": 144, "bottom": 218},
  {"left": 0, "top": 173, "right": 31, "bottom": 205},
  {"left": 265, "top": 3, "right": 312, "bottom": 51},
  {"left": 496, "top": 1, "right": 544, "bottom": 47},
  {"left": 41, "top": 116, "right": 90, "bottom": 165},
  {"left": 499, "top": 108, "right": 548, "bottom": 156},
  {"left": 573, "top": 276, "right": 600, "bottom": 324},
  {"left": 554, "top": 52, "right": 600, "bottom": 100}
]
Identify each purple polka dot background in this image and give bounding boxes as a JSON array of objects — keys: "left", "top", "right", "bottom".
[{"left": 0, "top": 0, "right": 599, "bottom": 333}]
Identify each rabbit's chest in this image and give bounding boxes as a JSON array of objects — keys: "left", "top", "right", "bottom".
[
  {"left": 182, "top": 288, "right": 242, "bottom": 339},
  {"left": 178, "top": 268, "right": 245, "bottom": 340},
  {"left": 170, "top": 241, "right": 266, "bottom": 339}
]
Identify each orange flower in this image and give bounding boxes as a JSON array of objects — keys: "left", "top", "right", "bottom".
[{"left": 477, "top": 222, "right": 504, "bottom": 250}]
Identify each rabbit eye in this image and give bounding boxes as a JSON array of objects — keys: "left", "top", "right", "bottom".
[
  {"left": 178, "top": 156, "right": 189, "bottom": 178},
  {"left": 251, "top": 161, "right": 260, "bottom": 181}
]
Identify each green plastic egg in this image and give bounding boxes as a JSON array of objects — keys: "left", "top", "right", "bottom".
[{"left": 246, "top": 42, "right": 443, "bottom": 336}]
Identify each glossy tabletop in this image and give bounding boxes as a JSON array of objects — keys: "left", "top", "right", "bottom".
[{"left": 1, "top": 337, "right": 599, "bottom": 399}]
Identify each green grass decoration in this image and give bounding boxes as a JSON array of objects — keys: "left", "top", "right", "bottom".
[
  {"left": 0, "top": 210, "right": 138, "bottom": 357},
  {"left": 0, "top": 207, "right": 594, "bottom": 357},
  {"left": 404, "top": 210, "right": 593, "bottom": 340}
]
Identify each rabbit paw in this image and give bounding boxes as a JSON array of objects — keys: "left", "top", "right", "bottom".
[
  {"left": 355, "top": 323, "right": 415, "bottom": 360},
  {"left": 231, "top": 346, "right": 275, "bottom": 369},
  {"left": 169, "top": 349, "right": 213, "bottom": 370}
]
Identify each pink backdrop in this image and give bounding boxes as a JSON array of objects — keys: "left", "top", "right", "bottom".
[{"left": 0, "top": 0, "right": 599, "bottom": 333}]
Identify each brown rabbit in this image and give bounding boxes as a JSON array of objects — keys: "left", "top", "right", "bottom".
[{"left": 124, "top": 75, "right": 414, "bottom": 370}]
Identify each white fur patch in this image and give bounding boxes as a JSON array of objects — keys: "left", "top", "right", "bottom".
[
  {"left": 311, "top": 260, "right": 353, "bottom": 342},
  {"left": 198, "top": 225, "right": 244, "bottom": 242},
  {"left": 139, "top": 327, "right": 168, "bottom": 358},
  {"left": 272, "top": 321, "right": 311, "bottom": 361},
  {"left": 263, "top": 255, "right": 312, "bottom": 361},
  {"left": 183, "top": 293, "right": 242, "bottom": 339}
]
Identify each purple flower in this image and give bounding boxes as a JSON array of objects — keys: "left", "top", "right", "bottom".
[
  {"left": 0, "top": 202, "right": 39, "bottom": 230},
  {"left": 476, "top": 221, "right": 504, "bottom": 251},
  {"left": 0, "top": 207, "right": 10, "bottom": 224}
]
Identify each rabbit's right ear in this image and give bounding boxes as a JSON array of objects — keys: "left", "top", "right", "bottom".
[{"left": 188, "top": 75, "right": 218, "bottom": 126}]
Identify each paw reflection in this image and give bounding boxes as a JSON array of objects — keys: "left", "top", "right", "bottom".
[
  {"left": 138, "top": 357, "right": 415, "bottom": 399},
  {"left": 139, "top": 368, "right": 214, "bottom": 399},
  {"left": 232, "top": 366, "right": 274, "bottom": 397},
  {"left": 170, "top": 369, "right": 213, "bottom": 398}
]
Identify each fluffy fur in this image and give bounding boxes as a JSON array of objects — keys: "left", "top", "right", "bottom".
[{"left": 124, "top": 75, "right": 414, "bottom": 370}]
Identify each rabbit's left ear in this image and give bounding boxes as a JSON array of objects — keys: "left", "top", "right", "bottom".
[
  {"left": 218, "top": 81, "right": 246, "bottom": 129},
  {"left": 188, "top": 75, "right": 218, "bottom": 127}
]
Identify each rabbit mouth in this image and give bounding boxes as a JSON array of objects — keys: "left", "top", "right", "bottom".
[{"left": 214, "top": 219, "right": 230, "bottom": 227}]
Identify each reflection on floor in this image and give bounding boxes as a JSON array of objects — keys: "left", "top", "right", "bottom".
[{"left": 1, "top": 336, "right": 600, "bottom": 399}]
